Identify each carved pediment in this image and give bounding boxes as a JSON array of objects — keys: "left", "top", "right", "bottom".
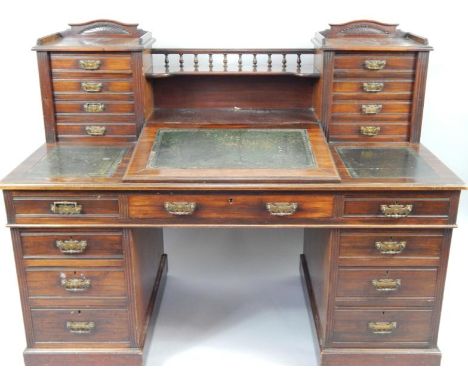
[{"left": 326, "top": 20, "right": 398, "bottom": 38}]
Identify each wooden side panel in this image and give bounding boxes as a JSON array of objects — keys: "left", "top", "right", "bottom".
[
  {"left": 410, "top": 51, "right": 429, "bottom": 142},
  {"left": 37, "top": 52, "right": 57, "bottom": 142}
]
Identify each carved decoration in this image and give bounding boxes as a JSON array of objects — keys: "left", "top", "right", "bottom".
[
  {"left": 68, "top": 19, "right": 141, "bottom": 37},
  {"left": 326, "top": 20, "right": 398, "bottom": 38}
]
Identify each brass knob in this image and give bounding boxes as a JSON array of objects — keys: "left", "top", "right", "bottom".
[
  {"left": 164, "top": 201, "right": 197, "bottom": 215},
  {"left": 266, "top": 202, "right": 298, "bottom": 216}
]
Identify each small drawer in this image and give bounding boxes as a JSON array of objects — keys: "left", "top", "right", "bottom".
[
  {"left": 338, "top": 229, "right": 446, "bottom": 266},
  {"left": 128, "top": 193, "right": 335, "bottom": 224},
  {"left": 55, "top": 113, "right": 136, "bottom": 124},
  {"left": 331, "top": 102, "right": 411, "bottom": 114},
  {"left": 341, "top": 192, "right": 453, "bottom": 224},
  {"left": 335, "top": 267, "right": 438, "bottom": 306},
  {"left": 26, "top": 268, "right": 127, "bottom": 299},
  {"left": 333, "top": 80, "right": 413, "bottom": 94},
  {"left": 56, "top": 123, "right": 137, "bottom": 140},
  {"left": 10, "top": 192, "right": 121, "bottom": 224},
  {"left": 330, "top": 308, "right": 434, "bottom": 347},
  {"left": 334, "top": 70, "right": 415, "bottom": 80},
  {"left": 53, "top": 79, "right": 133, "bottom": 94},
  {"left": 50, "top": 54, "right": 132, "bottom": 72},
  {"left": 328, "top": 122, "right": 410, "bottom": 141},
  {"left": 55, "top": 101, "right": 134, "bottom": 114},
  {"left": 334, "top": 54, "right": 416, "bottom": 71},
  {"left": 331, "top": 112, "right": 411, "bottom": 123},
  {"left": 30, "top": 308, "right": 130, "bottom": 346},
  {"left": 19, "top": 230, "right": 123, "bottom": 260}
]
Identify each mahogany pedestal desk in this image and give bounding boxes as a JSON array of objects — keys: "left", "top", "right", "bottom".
[{"left": 1, "top": 19, "right": 466, "bottom": 366}]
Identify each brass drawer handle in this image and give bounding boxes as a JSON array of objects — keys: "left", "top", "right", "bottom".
[
  {"left": 361, "top": 104, "right": 382, "bottom": 114},
  {"left": 368, "top": 321, "right": 397, "bottom": 334},
  {"left": 83, "top": 102, "right": 105, "bottom": 113},
  {"left": 56, "top": 239, "right": 88, "bottom": 254},
  {"left": 266, "top": 202, "right": 298, "bottom": 216},
  {"left": 375, "top": 240, "right": 407, "bottom": 255},
  {"left": 79, "top": 59, "right": 101, "bottom": 70},
  {"left": 362, "top": 82, "right": 384, "bottom": 92},
  {"left": 81, "top": 82, "right": 103, "bottom": 92},
  {"left": 364, "top": 59, "right": 386, "bottom": 70},
  {"left": 360, "top": 126, "right": 381, "bottom": 136},
  {"left": 67, "top": 321, "right": 95, "bottom": 334},
  {"left": 164, "top": 201, "right": 197, "bottom": 215},
  {"left": 372, "top": 278, "right": 401, "bottom": 292},
  {"left": 85, "top": 126, "right": 106, "bottom": 136},
  {"left": 60, "top": 273, "right": 91, "bottom": 292},
  {"left": 380, "top": 204, "right": 413, "bottom": 218},
  {"left": 50, "top": 201, "right": 83, "bottom": 215}
]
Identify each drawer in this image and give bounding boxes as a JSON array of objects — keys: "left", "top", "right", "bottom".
[
  {"left": 331, "top": 102, "right": 411, "bottom": 114},
  {"left": 330, "top": 308, "right": 434, "bottom": 347},
  {"left": 53, "top": 79, "right": 133, "bottom": 93},
  {"left": 19, "top": 230, "right": 124, "bottom": 260},
  {"left": 54, "top": 92, "right": 134, "bottom": 102},
  {"left": 128, "top": 193, "right": 335, "bottom": 223},
  {"left": 26, "top": 268, "right": 127, "bottom": 299},
  {"left": 56, "top": 123, "right": 137, "bottom": 140},
  {"left": 30, "top": 308, "right": 131, "bottom": 346},
  {"left": 334, "top": 70, "right": 415, "bottom": 80},
  {"left": 331, "top": 113, "right": 411, "bottom": 123},
  {"left": 334, "top": 54, "right": 416, "bottom": 71},
  {"left": 328, "top": 122, "right": 409, "bottom": 141},
  {"left": 55, "top": 101, "right": 134, "bottom": 114},
  {"left": 50, "top": 54, "right": 132, "bottom": 72},
  {"left": 333, "top": 80, "right": 413, "bottom": 94},
  {"left": 10, "top": 193, "right": 121, "bottom": 224},
  {"left": 335, "top": 267, "right": 438, "bottom": 306},
  {"left": 341, "top": 192, "right": 453, "bottom": 224},
  {"left": 338, "top": 230, "right": 446, "bottom": 266}
]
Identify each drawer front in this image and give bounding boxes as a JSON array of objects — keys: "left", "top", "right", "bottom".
[
  {"left": 334, "top": 54, "right": 417, "bottom": 71},
  {"left": 331, "top": 112, "right": 411, "bottom": 123},
  {"left": 50, "top": 54, "right": 132, "bottom": 72},
  {"left": 30, "top": 308, "right": 130, "bottom": 345},
  {"left": 11, "top": 193, "right": 120, "bottom": 224},
  {"left": 55, "top": 113, "right": 136, "bottom": 124},
  {"left": 333, "top": 80, "right": 413, "bottom": 94},
  {"left": 328, "top": 122, "right": 409, "bottom": 141},
  {"left": 53, "top": 79, "right": 133, "bottom": 94},
  {"left": 128, "top": 193, "right": 335, "bottom": 223},
  {"left": 55, "top": 101, "right": 134, "bottom": 114},
  {"left": 341, "top": 193, "right": 453, "bottom": 224},
  {"left": 331, "top": 102, "right": 412, "bottom": 114},
  {"left": 338, "top": 230, "right": 445, "bottom": 266},
  {"left": 56, "top": 123, "right": 137, "bottom": 140},
  {"left": 335, "top": 267, "right": 438, "bottom": 304},
  {"left": 26, "top": 268, "right": 127, "bottom": 299},
  {"left": 20, "top": 230, "right": 124, "bottom": 260},
  {"left": 330, "top": 308, "right": 434, "bottom": 347}
]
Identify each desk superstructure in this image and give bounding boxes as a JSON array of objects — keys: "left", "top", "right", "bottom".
[{"left": 1, "top": 19, "right": 465, "bottom": 366}]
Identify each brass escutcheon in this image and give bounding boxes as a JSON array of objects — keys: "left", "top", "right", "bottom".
[
  {"left": 364, "top": 59, "right": 386, "bottom": 70},
  {"left": 375, "top": 240, "right": 407, "bottom": 255},
  {"left": 361, "top": 104, "right": 382, "bottom": 114},
  {"left": 50, "top": 201, "right": 83, "bottom": 215},
  {"left": 362, "top": 82, "right": 384, "bottom": 92},
  {"left": 380, "top": 204, "right": 413, "bottom": 218},
  {"left": 56, "top": 239, "right": 88, "bottom": 254},
  {"left": 85, "top": 126, "right": 106, "bottom": 136},
  {"left": 368, "top": 321, "right": 397, "bottom": 334},
  {"left": 360, "top": 126, "right": 381, "bottom": 136},
  {"left": 67, "top": 321, "right": 95, "bottom": 334},
  {"left": 266, "top": 202, "right": 298, "bottom": 216},
  {"left": 81, "top": 82, "right": 103, "bottom": 92},
  {"left": 164, "top": 201, "right": 197, "bottom": 215},
  {"left": 372, "top": 278, "right": 401, "bottom": 292},
  {"left": 79, "top": 59, "right": 101, "bottom": 70}
]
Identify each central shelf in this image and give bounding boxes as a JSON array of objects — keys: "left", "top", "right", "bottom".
[{"left": 148, "top": 108, "right": 320, "bottom": 127}]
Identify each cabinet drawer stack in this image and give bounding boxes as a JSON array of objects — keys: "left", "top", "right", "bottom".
[
  {"left": 14, "top": 229, "right": 133, "bottom": 349},
  {"left": 330, "top": 53, "right": 416, "bottom": 142}
]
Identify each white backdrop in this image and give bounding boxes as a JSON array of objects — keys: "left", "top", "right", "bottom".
[{"left": 0, "top": 0, "right": 466, "bottom": 379}]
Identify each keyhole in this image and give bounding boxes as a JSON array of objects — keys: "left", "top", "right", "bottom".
[{"left": 228, "top": 198, "right": 233, "bottom": 204}]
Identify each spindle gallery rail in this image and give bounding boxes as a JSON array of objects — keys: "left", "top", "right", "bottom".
[{"left": 147, "top": 49, "right": 319, "bottom": 77}]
